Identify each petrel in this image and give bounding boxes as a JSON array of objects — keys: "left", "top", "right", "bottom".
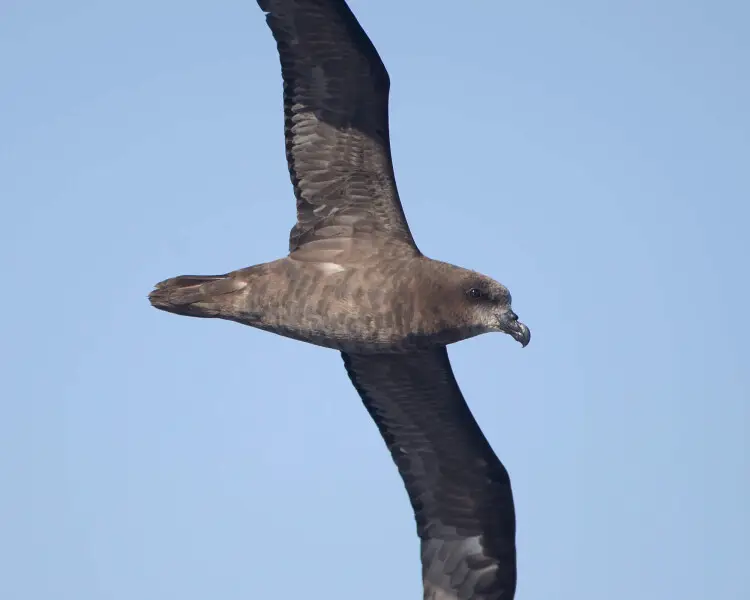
[{"left": 149, "top": 1, "right": 531, "bottom": 598}]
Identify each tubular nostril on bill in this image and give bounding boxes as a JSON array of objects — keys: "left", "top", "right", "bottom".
[{"left": 507, "top": 310, "right": 519, "bottom": 322}]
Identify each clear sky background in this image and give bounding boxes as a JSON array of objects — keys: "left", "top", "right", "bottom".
[{"left": 1, "top": 1, "right": 748, "bottom": 598}]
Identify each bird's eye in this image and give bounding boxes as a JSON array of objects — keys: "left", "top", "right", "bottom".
[{"left": 468, "top": 288, "right": 483, "bottom": 299}]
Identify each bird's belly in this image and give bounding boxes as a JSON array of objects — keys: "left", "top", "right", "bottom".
[
  {"left": 233, "top": 259, "right": 477, "bottom": 353},
  {"left": 253, "top": 312, "right": 431, "bottom": 353},
  {"left": 252, "top": 292, "right": 474, "bottom": 353}
]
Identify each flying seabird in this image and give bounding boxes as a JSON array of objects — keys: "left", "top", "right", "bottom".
[{"left": 149, "top": 1, "right": 531, "bottom": 598}]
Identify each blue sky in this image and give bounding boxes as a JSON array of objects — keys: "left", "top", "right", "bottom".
[{"left": 1, "top": 0, "right": 748, "bottom": 598}]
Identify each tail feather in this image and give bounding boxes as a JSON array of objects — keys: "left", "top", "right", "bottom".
[{"left": 148, "top": 274, "right": 247, "bottom": 318}]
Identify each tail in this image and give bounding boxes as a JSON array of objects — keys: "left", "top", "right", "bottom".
[{"left": 148, "top": 274, "right": 247, "bottom": 318}]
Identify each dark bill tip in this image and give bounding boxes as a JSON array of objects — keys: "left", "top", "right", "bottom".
[
  {"left": 512, "top": 322, "right": 531, "bottom": 348},
  {"left": 500, "top": 311, "right": 531, "bottom": 347}
]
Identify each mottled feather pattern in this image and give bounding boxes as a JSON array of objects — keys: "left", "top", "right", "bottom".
[
  {"left": 343, "top": 350, "right": 517, "bottom": 599},
  {"left": 257, "top": 0, "right": 417, "bottom": 253},
  {"left": 184, "top": 256, "right": 478, "bottom": 353}
]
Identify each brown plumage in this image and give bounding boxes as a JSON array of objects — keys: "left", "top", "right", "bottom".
[{"left": 149, "top": 1, "right": 530, "bottom": 599}]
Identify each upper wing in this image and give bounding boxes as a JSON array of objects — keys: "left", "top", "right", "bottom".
[
  {"left": 342, "top": 349, "right": 517, "bottom": 600},
  {"left": 257, "top": 0, "right": 418, "bottom": 256}
]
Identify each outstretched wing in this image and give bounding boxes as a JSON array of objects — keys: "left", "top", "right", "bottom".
[
  {"left": 257, "top": 0, "right": 418, "bottom": 255},
  {"left": 342, "top": 349, "right": 517, "bottom": 600}
]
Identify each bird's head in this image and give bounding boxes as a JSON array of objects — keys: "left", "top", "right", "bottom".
[{"left": 459, "top": 274, "right": 531, "bottom": 347}]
